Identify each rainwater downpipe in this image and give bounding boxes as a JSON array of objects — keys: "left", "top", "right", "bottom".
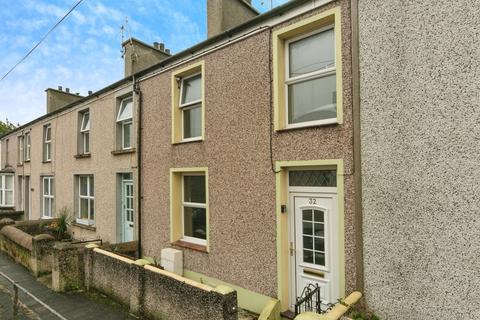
[
  {"left": 133, "top": 75, "right": 143, "bottom": 258},
  {"left": 350, "top": 0, "right": 365, "bottom": 295}
]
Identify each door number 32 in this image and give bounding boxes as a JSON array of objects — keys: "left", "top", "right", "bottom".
[{"left": 308, "top": 198, "right": 317, "bottom": 205}]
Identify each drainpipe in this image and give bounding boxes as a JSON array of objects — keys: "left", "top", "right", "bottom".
[
  {"left": 133, "top": 75, "right": 143, "bottom": 259},
  {"left": 351, "top": 0, "right": 365, "bottom": 295}
]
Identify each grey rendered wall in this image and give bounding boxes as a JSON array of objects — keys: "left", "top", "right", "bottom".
[{"left": 359, "top": 1, "right": 480, "bottom": 319}]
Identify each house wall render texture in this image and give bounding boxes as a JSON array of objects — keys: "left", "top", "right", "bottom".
[{"left": 359, "top": 0, "right": 480, "bottom": 319}]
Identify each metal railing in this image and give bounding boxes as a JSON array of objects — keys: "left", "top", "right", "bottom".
[
  {"left": 295, "top": 284, "right": 326, "bottom": 316},
  {"left": 0, "top": 270, "right": 68, "bottom": 319}
]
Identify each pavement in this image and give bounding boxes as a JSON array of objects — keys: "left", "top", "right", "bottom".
[{"left": 0, "top": 251, "right": 137, "bottom": 320}]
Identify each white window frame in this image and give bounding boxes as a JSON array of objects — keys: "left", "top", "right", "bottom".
[
  {"left": 285, "top": 25, "right": 337, "bottom": 129},
  {"left": 76, "top": 175, "right": 95, "bottom": 225},
  {"left": 24, "top": 132, "right": 31, "bottom": 161},
  {"left": 80, "top": 111, "right": 90, "bottom": 154},
  {"left": 116, "top": 97, "right": 133, "bottom": 150},
  {"left": 181, "top": 173, "right": 207, "bottom": 246},
  {"left": 18, "top": 135, "right": 24, "bottom": 164},
  {"left": 179, "top": 73, "right": 203, "bottom": 142},
  {"left": 0, "top": 174, "right": 14, "bottom": 208},
  {"left": 43, "top": 124, "right": 52, "bottom": 162},
  {"left": 42, "top": 176, "right": 54, "bottom": 218}
]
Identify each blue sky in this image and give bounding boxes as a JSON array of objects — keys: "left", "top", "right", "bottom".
[{"left": 0, "top": 0, "right": 289, "bottom": 125}]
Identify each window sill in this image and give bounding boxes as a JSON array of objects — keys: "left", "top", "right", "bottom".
[
  {"left": 276, "top": 119, "right": 339, "bottom": 132},
  {"left": 24, "top": 160, "right": 30, "bottom": 163},
  {"left": 111, "top": 148, "right": 136, "bottom": 156},
  {"left": 74, "top": 153, "right": 91, "bottom": 159},
  {"left": 171, "top": 240, "right": 208, "bottom": 253},
  {"left": 172, "top": 137, "right": 204, "bottom": 145},
  {"left": 42, "top": 160, "right": 52, "bottom": 164},
  {"left": 17, "top": 164, "right": 23, "bottom": 167},
  {"left": 71, "top": 222, "right": 96, "bottom": 231}
]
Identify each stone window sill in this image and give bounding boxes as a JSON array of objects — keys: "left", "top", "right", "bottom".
[
  {"left": 71, "top": 222, "right": 96, "bottom": 231},
  {"left": 74, "top": 153, "right": 91, "bottom": 159},
  {"left": 42, "top": 160, "right": 52, "bottom": 164},
  {"left": 171, "top": 240, "right": 208, "bottom": 253},
  {"left": 111, "top": 148, "right": 136, "bottom": 156}
]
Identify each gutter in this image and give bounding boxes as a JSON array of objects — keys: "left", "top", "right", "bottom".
[{"left": 351, "top": 0, "right": 364, "bottom": 294}]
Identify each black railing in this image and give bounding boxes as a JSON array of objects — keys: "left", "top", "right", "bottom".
[{"left": 295, "top": 284, "right": 323, "bottom": 316}]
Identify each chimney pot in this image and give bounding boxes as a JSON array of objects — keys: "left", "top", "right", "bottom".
[
  {"left": 88, "top": 90, "right": 93, "bottom": 95},
  {"left": 66, "top": 88, "right": 70, "bottom": 93},
  {"left": 159, "top": 43, "right": 165, "bottom": 51},
  {"left": 76, "top": 93, "right": 80, "bottom": 95},
  {"left": 165, "top": 48, "right": 170, "bottom": 54},
  {"left": 58, "top": 86, "right": 62, "bottom": 91},
  {"left": 153, "top": 42, "right": 159, "bottom": 48}
]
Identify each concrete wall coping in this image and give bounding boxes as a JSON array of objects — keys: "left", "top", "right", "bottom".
[
  {"left": 1, "top": 225, "right": 33, "bottom": 251},
  {"left": 144, "top": 264, "right": 214, "bottom": 292},
  {"left": 93, "top": 247, "right": 134, "bottom": 265}
]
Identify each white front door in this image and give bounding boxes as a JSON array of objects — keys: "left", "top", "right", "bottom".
[
  {"left": 122, "top": 180, "right": 134, "bottom": 242},
  {"left": 289, "top": 192, "right": 339, "bottom": 309}
]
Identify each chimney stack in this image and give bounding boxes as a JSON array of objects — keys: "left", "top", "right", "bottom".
[
  {"left": 207, "top": 0, "right": 259, "bottom": 38},
  {"left": 45, "top": 87, "right": 84, "bottom": 114},
  {"left": 122, "top": 38, "right": 171, "bottom": 77},
  {"left": 88, "top": 90, "right": 93, "bottom": 95}
]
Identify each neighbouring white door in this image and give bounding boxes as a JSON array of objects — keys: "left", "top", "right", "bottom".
[
  {"left": 122, "top": 180, "right": 134, "bottom": 242},
  {"left": 289, "top": 192, "right": 339, "bottom": 309}
]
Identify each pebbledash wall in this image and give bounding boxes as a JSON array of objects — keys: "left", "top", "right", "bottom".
[
  {"left": 140, "top": 0, "right": 359, "bottom": 313},
  {"left": 359, "top": 0, "right": 480, "bottom": 319},
  {"left": 0, "top": 84, "right": 138, "bottom": 243}
]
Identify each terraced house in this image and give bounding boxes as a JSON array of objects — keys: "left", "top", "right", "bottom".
[
  {"left": 0, "top": 67, "right": 145, "bottom": 243},
  {"left": 1, "top": 0, "right": 362, "bottom": 317}
]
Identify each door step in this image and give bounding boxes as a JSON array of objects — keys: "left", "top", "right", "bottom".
[{"left": 280, "top": 310, "right": 296, "bottom": 319}]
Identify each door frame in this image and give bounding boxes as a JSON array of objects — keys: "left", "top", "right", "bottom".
[{"left": 275, "top": 159, "right": 345, "bottom": 312}]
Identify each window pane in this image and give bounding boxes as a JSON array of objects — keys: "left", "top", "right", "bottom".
[
  {"left": 81, "top": 112, "right": 90, "bottom": 131},
  {"left": 123, "top": 122, "right": 132, "bottom": 149},
  {"left": 314, "top": 210, "right": 324, "bottom": 222},
  {"left": 89, "top": 199, "right": 95, "bottom": 221},
  {"left": 303, "top": 222, "right": 313, "bottom": 236},
  {"left": 302, "top": 209, "right": 313, "bottom": 221},
  {"left": 289, "top": 170, "right": 337, "bottom": 187},
  {"left": 45, "top": 126, "right": 51, "bottom": 141},
  {"left": 314, "top": 237, "right": 325, "bottom": 252},
  {"left": 314, "top": 223, "right": 324, "bottom": 237},
  {"left": 51, "top": 179, "right": 54, "bottom": 196},
  {"left": 303, "top": 236, "right": 313, "bottom": 250},
  {"left": 5, "top": 176, "right": 13, "bottom": 189},
  {"left": 314, "top": 252, "right": 325, "bottom": 266},
  {"left": 288, "top": 74, "right": 337, "bottom": 124},
  {"left": 303, "top": 250, "right": 314, "bottom": 264},
  {"left": 43, "top": 178, "right": 49, "bottom": 195},
  {"left": 44, "top": 198, "right": 51, "bottom": 217},
  {"left": 80, "top": 199, "right": 89, "bottom": 219},
  {"left": 84, "top": 133, "right": 90, "bottom": 153},
  {"left": 5, "top": 191, "right": 13, "bottom": 205},
  {"left": 117, "top": 98, "right": 133, "bottom": 121},
  {"left": 183, "top": 175, "right": 205, "bottom": 203},
  {"left": 181, "top": 74, "right": 202, "bottom": 104},
  {"left": 183, "top": 206, "right": 206, "bottom": 240},
  {"left": 80, "top": 177, "right": 88, "bottom": 196},
  {"left": 183, "top": 106, "right": 202, "bottom": 139},
  {"left": 89, "top": 177, "right": 94, "bottom": 197},
  {"left": 289, "top": 28, "right": 335, "bottom": 78}
]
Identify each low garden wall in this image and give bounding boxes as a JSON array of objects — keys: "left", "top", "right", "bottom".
[
  {"left": 82, "top": 245, "right": 238, "bottom": 320},
  {"left": 0, "top": 218, "right": 56, "bottom": 276}
]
